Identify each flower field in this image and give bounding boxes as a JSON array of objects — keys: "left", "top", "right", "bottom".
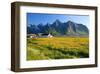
[{"left": 27, "top": 37, "right": 89, "bottom": 60}]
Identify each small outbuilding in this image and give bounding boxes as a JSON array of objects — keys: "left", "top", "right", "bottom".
[
  {"left": 27, "top": 34, "right": 37, "bottom": 38},
  {"left": 47, "top": 33, "right": 53, "bottom": 38},
  {"left": 39, "top": 33, "right": 53, "bottom": 38}
]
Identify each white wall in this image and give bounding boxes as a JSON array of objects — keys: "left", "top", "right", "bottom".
[{"left": 0, "top": 0, "right": 99, "bottom": 74}]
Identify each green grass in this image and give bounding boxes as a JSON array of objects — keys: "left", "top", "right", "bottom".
[{"left": 27, "top": 37, "right": 89, "bottom": 60}]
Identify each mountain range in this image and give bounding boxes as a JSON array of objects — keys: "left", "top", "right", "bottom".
[{"left": 27, "top": 20, "right": 89, "bottom": 36}]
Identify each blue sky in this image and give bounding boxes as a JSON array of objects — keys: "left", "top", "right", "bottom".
[{"left": 27, "top": 13, "right": 89, "bottom": 28}]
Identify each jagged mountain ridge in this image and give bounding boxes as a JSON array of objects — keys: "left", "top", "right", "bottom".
[{"left": 27, "top": 20, "right": 89, "bottom": 36}]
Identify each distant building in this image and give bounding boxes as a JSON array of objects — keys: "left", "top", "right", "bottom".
[
  {"left": 38, "top": 33, "right": 53, "bottom": 38},
  {"left": 47, "top": 33, "right": 53, "bottom": 38},
  {"left": 27, "top": 34, "right": 37, "bottom": 38},
  {"left": 27, "top": 33, "right": 53, "bottom": 38}
]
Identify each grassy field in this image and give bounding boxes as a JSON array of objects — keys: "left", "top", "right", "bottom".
[{"left": 27, "top": 37, "right": 89, "bottom": 60}]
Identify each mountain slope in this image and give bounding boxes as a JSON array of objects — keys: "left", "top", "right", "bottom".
[{"left": 27, "top": 20, "right": 89, "bottom": 36}]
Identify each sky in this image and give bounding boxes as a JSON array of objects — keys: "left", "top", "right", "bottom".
[{"left": 27, "top": 13, "right": 90, "bottom": 28}]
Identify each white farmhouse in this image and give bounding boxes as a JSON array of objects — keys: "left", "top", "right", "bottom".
[{"left": 47, "top": 33, "right": 53, "bottom": 38}]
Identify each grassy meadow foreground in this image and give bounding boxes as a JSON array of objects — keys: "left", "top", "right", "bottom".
[{"left": 27, "top": 37, "right": 89, "bottom": 60}]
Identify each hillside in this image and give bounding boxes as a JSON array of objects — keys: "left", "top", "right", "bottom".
[{"left": 27, "top": 20, "right": 89, "bottom": 36}]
